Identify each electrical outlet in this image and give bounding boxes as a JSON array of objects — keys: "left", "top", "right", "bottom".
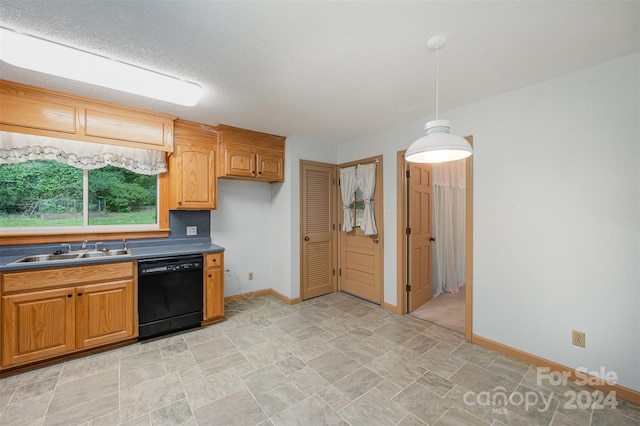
[
  {"left": 572, "top": 330, "right": 585, "bottom": 348},
  {"left": 186, "top": 226, "right": 197, "bottom": 236},
  {"left": 248, "top": 272, "right": 253, "bottom": 280}
]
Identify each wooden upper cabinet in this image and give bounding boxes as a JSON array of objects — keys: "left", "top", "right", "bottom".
[
  {"left": 224, "top": 145, "right": 257, "bottom": 178},
  {"left": 0, "top": 80, "right": 176, "bottom": 151},
  {"left": 217, "top": 124, "right": 285, "bottom": 182},
  {"left": 169, "top": 119, "right": 218, "bottom": 210},
  {"left": 257, "top": 151, "right": 284, "bottom": 181}
]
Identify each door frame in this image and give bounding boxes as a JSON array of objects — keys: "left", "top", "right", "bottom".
[{"left": 396, "top": 138, "right": 474, "bottom": 341}]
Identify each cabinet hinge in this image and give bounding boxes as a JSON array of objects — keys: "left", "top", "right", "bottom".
[
  {"left": 339, "top": 268, "right": 342, "bottom": 276},
  {"left": 332, "top": 224, "right": 335, "bottom": 230},
  {"left": 406, "top": 170, "right": 411, "bottom": 178},
  {"left": 333, "top": 269, "right": 336, "bottom": 276},
  {"left": 406, "top": 227, "right": 411, "bottom": 235},
  {"left": 406, "top": 284, "right": 411, "bottom": 292}
]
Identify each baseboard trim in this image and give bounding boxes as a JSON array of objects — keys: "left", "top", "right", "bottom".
[
  {"left": 269, "top": 288, "right": 301, "bottom": 305},
  {"left": 472, "top": 334, "right": 640, "bottom": 405},
  {"left": 382, "top": 301, "right": 401, "bottom": 314},
  {"left": 224, "top": 288, "right": 300, "bottom": 305}
]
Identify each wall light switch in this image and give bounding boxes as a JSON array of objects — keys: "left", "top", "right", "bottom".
[{"left": 186, "top": 226, "right": 197, "bottom": 236}]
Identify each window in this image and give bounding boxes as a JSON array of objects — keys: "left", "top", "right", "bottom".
[
  {"left": 0, "top": 161, "right": 158, "bottom": 229},
  {"left": 349, "top": 188, "right": 374, "bottom": 230}
]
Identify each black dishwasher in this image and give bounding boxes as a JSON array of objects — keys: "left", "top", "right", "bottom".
[{"left": 138, "top": 255, "right": 203, "bottom": 340}]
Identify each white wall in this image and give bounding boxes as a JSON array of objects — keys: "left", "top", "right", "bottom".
[
  {"left": 211, "top": 179, "right": 274, "bottom": 297},
  {"left": 337, "top": 53, "right": 640, "bottom": 391},
  {"left": 460, "top": 53, "right": 639, "bottom": 392}
]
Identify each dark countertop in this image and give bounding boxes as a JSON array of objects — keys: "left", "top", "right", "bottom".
[{"left": 0, "top": 243, "right": 224, "bottom": 272}]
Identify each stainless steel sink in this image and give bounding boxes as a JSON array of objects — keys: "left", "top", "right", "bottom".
[
  {"left": 79, "top": 249, "right": 132, "bottom": 258},
  {"left": 13, "top": 253, "right": 82, "bottom": 263},
  {"left": 11, "top": 249, "right": 132, "bottom": 264}
]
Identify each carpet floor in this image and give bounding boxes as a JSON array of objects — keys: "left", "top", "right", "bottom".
[{"left": 410, "top": 289, "right": 465, "bottom": 333}]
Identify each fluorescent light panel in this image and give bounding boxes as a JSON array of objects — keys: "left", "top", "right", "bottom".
[{"left": 0, "top": 27, "right": 203, "bottom": 106}]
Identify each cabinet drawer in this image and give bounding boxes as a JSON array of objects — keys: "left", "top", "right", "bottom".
[
  {"left": 205, "top": 252, "right": 223, "bottom": 269},
  {"left": 2, "top": 261, "right": 134, "bottom": 293}
]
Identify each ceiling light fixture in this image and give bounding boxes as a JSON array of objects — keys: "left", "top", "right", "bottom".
[
  {"left": 405, "top": 35, "right": 473, "bottom": 163},
  {"left": 0, "top": 27, "right": 203, "bottom": 107}
]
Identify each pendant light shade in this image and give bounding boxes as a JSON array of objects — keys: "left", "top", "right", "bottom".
[
  {"left": 406, "top": 36, "right": 473, "bottom": 163},
  {"left": 405, "top": 119, "right": 472, "bottom": 163}
]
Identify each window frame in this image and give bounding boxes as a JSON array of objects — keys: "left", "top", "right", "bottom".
[{"left": 0, "top": 169, "right": 169, "bottom": 246}]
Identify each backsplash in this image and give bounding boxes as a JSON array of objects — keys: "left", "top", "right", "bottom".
[
  {"left": 167, "top": 210, "right": 210, "bottom": 239},
  {"left": 0, "top": 210, "right": 211, "bottom": 257}
]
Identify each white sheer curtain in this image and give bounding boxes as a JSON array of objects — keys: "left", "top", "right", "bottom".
[
  {"left": 432, "top": 159, "right": 466, "bottom": 296},
  {"left": 339, "top": 166, "right": 358, "bottom": 232},
  {"left": 0, "top": 131, "right": 167, "bottom": 175},
  {"left": 356, "top": 163, "right": 377, "bottom": 235}
]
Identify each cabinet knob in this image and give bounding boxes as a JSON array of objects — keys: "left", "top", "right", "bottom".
[
  {"left": 67, "top": 294, "right": 73, "bottom": 298},
  {"left": 178, "top": 201, "right": 182, "bottom": 206},
  {"left": 77, "top": 292, "right": 83, "bottom": 296},
  {"left": 208, "top": 274, "right": 212, "bottom": 278}
]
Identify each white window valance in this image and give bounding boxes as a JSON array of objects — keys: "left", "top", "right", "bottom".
[{"left": 0, "top": 131, "right": 167, "bottom": 175}]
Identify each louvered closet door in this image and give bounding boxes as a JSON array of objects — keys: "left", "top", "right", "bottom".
[{"left": 300, "top": 161, "right": 337, "bottom": 300}]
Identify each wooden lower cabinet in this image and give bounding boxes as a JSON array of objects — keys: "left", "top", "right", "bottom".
[
  {"left": 1, "top": 262, "right": 135, "bottom": 369},
  {"left": 204, "top": 252, "right": 224, "bottom": 323},
  {"left": 1, "top": 287, "right": 76, "bottom": 367},
  {"left": 76, "top": 280, "right": 135, "bottom": 349}
]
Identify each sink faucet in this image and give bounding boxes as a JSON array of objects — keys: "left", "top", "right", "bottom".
[
  {"left": 122, "top": 239, "right": 127, "bottom": 250},
  {"left": 94, "top": 241, "right": 103, "bottom": 251},
  {"left": 81, "top": 240, "right": 88, "bottom": 250},
  {"left": 61, "top": 243, "right": 71, "bottom": 253}
]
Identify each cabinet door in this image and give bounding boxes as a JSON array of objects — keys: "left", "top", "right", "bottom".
[
  {"left": 257, "top": 151, "right": 284, "bottom": 181},
  {"left": 223, "top": 145, "right": 256, "bottom": 178},
  {"left": 204, "top": 268, "right": 224, "bottom": 321},
  {"left": 171, "top": 139, "right": 217, "bottom": 209},
  {"left": 76, "top": 280, "right": 134, "bottom": 349},
  {"left": 1, "top": 288, "right": 75, "bottom": 367}
]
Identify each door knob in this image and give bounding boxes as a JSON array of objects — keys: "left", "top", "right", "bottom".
[
  {"left": 430, "top": 237, "right": 436, "bottom": 242},
  {"left": 304, "top": 236, "right": 310, "bottom": 241},
  {"left": 373, "top": 237, "right": 379, "bottom": 243}
]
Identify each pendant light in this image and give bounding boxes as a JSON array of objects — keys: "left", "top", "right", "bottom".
[{"left": 405, "top": 35, "right": 473, "bottom": 163}]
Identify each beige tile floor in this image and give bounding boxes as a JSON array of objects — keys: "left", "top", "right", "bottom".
[{"left": 0, "top": 292, "right": 638, "bottom": 425}]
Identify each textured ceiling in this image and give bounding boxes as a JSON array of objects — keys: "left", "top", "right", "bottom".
[{"left": 1, "top": 1, "right": 638, "bottom": 143}]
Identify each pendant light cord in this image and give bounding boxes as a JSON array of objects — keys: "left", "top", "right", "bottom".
[{"left": 435, "top": 45, "right": 439, "bottom": 121}]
